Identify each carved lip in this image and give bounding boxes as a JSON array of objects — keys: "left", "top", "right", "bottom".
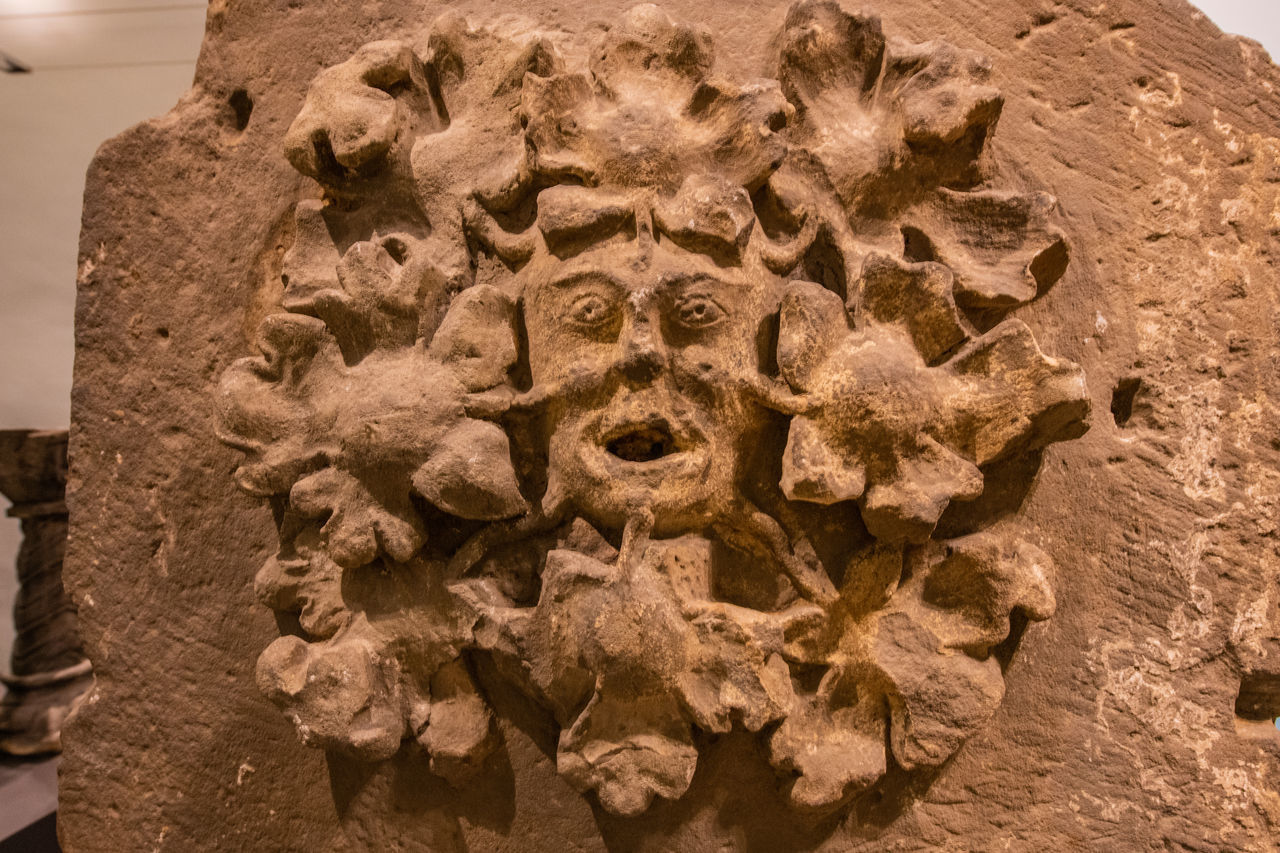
[
  {"left": 591, "top": 411, "right": 708, "bottom": 477},
  {"left": 601, "top": 419, "right": 682, "bottom": 463}
]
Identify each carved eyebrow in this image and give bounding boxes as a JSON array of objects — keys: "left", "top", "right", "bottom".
[
  {"left": 546, "top": 270, "right": 624, "bottom": 290},
  {"left": 657, "top": 272, "right": 730, "bottom": 291}
]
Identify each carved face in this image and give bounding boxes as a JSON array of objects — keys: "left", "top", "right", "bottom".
[{"left": 522, "top": 238, "right": 768, "bottom": 535}]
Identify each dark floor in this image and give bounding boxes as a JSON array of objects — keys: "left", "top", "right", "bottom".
[{"left": 0, "top": 756, "right": 60, "bottom": 852}]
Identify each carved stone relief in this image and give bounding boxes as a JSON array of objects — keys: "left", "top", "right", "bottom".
[{"left": 217, "top": 1, "right": 1090, "bottom": 817}]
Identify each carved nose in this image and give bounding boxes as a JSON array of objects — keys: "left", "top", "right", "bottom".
[{"left": 619, "top": 320, "right": 664, "bottom": 386}]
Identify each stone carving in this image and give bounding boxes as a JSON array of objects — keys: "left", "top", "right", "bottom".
[
  {"left": 0, "top": 430, "right": 92, "bottom": 756},
  {"left": 218, "top": 1, "right": 1090, "bottom": 817}
]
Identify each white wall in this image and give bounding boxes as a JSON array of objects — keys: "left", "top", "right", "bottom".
[{"left": 0, "top": 0, "right": 203, "bottom": 674}]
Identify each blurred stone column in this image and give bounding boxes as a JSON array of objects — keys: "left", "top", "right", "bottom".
[{"left": 0, "top": 430, "right": 91, "bottom": 756}]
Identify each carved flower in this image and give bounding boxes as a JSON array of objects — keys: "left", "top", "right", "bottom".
[
  {"left": 771, "top": 0, "right": 1068, "bottom": 316},
  {"left": 769, "top": 529, "right": 1057, "bottom": 811},
  {"left": 467, "top": 532, "right": 801, "bottom": 816},
  {"left": 520, "top": 4, "right": 790, "bottom": 195},
  {"left": 218, "top": 284, "right": 528, "bottom": 570},
  {"left": 777, "top": 253, "right": 1089, "bottom": 543}
]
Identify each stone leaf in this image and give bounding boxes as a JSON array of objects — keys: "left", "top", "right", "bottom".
[
  {"left": 223, "top": 282, "right": 530, "bottom": 568},
  {"left": 315, "top": 236, "right": 428, "bottom": 361},
  {"left": 852, "top": 252, "right": 967, "bottom": 365},
  {"left": 768, "top": 668, "right": 888, "bottom": 813},
  {"left": 777, "top": 272, "right": 1088, "bottom": 543},
  {"left": 256, "top": 632, "right": 406, "bottom": 762},
  {"left": 776, "top": 277, "right": 851, "bottom": 391},
  {"left": 869, "top": 609, "right": 1006, "bottom": 771},
  {"left": 558, "top": 690, "right": 699, "bottom": 818},
  {"left": 903, "top": 189, "right": 1069, "bottom": 310},
  {"left": 415, "top": 658, "right": 498, "bottom": 787},
  {"left": 778, "top": 0, "right": 886, "bottom": 109},
  {"left": 948, "top": 318, "right": 1091, "bottom": 466},
  {"left": 676, "top": 604, "right": 794, "bottom": 733},
  {"left": 864, "top": 529, "right": 1058, "bottom": 770},
  {"left": 284, "top": 40, "right": 424, "bottom": 182},
  {"left": 653, "top": 174, "right": 757, "bottom": 261},
  {"left": 281, "top": 200, "right": 342, "bottom": 308},
  {"left": 290, "top": 468, "right": 427, "bottom": 569},
  {"left": 280, "top": 205, "right": 465, "bottom": 363},
  {"left": 254, "top": 527, "right": 349, "bottom": 640},
  {"left": 520, "top": 5, "right": 789, "bottom": 194},
  {"left": 915, "top": 531, "right": 1057, "bottom": 654},
  {"left": 778, "top": 0, "right": 1002, "bottom": 209},
  {"left": 535, "top": 185, "right": 635, "bottom": 258},
  {"left": 426, "top": 284, "right": 519, "bottom": 393},
  {"left": 216, "top": 313, "right": 339, "bottom": 497},
  {"left": 410, "top": 11, "right": 561, "bottom": 264},
  {"left": 411, "top": 420, "right": 528, "bottom": 521},
  {"left": 886, "top": 39, "right": 1003, "bottom": 152},
  {"left": 472, "top": 538, "right": 794, "bottom": 815},
  {"left": 589, "top": 3, "right": 713, "bottom": 91},
  {"left": 766, "top": 529, "right": 1049, "bottom": 810}
]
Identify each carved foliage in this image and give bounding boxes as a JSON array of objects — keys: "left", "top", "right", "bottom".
[{"left": 218, "top": 2, "right": 1091, "bottom": 819}]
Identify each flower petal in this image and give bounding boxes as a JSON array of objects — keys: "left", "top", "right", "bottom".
[
  {"left": 869, "top": 609, "right": 1005, "bottom": 771},
  {"left": 557, "top": 690, "right": 698, "bottom": 817},
  {"left": 291, "top": 468, "right": 426, "bottom": 567},
  {"left": 859, "top": 435, "right": 983, "bottom": 543},
  {"left": 254, "top": 528, "right": 348, "bottom": 640},
  {"left": 888, "top": 39, "right": 1002, "bottom": 151},
  {"left": 781, "top": 415, "right": 866, "bottom": 505},
  {"left": 256, "top": 633, "right": 406, "bottom": 762},
  {"left": 284, "top": 40, "right": 422, "bottom": 180},
  {"left": 427, "top": 284, "right": 519, "bottom": 392},
  {"left": 412, "top": 420, "right": 527, "bottom": 521},
  {"left": 653, "top": 174, "right": 755, "bottom": 260},
  {"left": 418, "top": 658, "right": 498, "bottom": 786},
  {"left": 904, "top": 189, "right": 1068, "bottom": 310},
  {"left": 853, "top": 252, "right": 967, "bottom": 365},
  {"left": 779, "top": 0, "right": 886, "bottom": 108},
  {"left": 949, "top": 318, "right": 1091, "bottom": 465},
  {"left": 777, "top": 279, "right": 849, "bottom": 391},
  {"left": 590, "top": 4, "right": 713, "bottom": 90},
  {"left": 917, "top": 531, "right": 1056, "bottom": 653},
  {"left": 769, "top": 669, "right": 887, "bottom": 812}
]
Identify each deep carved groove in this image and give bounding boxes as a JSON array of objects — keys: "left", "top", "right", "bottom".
[
  {"left": 1235, "top": 672, "right": 1280, "bottom": 722},
  {"left": 1110, "top": 376, "right": 1143, "bottom": 426},
  {"left": 229, "top": 88, "right": 253, "bottom": 131}
]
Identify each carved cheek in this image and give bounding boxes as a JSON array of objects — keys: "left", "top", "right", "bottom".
[{"left": 523, "top": 292, "right": 619, "bottom": 385}]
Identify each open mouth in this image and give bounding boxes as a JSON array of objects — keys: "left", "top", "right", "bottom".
[{"left": 603, "top": 423, "right": 679, "bottom": 463}]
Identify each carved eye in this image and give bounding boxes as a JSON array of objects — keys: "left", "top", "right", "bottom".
[
  {"left": 674, "top": 294, "right": 726, "bottom": 329},
  {"left": 568, "top": 292, "right": 618, "bottom": 330}
]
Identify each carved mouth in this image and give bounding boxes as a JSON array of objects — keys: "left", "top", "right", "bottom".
[{"left": 603, "top": 423, "right": 678, "bottom": 463}]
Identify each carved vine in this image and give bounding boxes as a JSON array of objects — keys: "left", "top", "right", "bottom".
[{"left": 217, "top": 1, "right": 1090, "bottom": 817}]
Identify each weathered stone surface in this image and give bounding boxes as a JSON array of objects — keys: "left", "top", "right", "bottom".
[{"left": 62, "top": 0, "right": 1280, "bottom": 850}]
